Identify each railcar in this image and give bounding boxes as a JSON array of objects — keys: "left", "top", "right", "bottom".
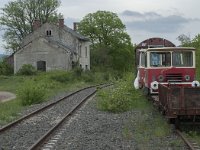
[
  {"left": 137, "top": 47, "right": 199, "bottom": 94},
  {"left": 134, "top": 37, "right": 200, "bottom": 125}
]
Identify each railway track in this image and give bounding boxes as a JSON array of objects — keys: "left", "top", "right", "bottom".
[
  {"left": 0, "top": 84, "right": 111, "bottom": 150},
  {"left": 176, "top": 129, "right": 200, "bottom": 150},
  {"left": 151, "top": 95, "right": 200, "bottom": 150}
]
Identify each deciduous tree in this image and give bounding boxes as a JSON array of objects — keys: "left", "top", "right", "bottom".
[
  {"left": 78, "top": 11, "right": 134, "bottom": 71},
  {"left": 0, "top": 0, "right": 61, "bottom": 52}
]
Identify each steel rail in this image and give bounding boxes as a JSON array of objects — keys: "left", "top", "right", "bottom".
[
  {"left": 176, "top": 129, "right": 195, "bottom": 150},
  {"left": 28, "top": 88, "right": 97, "bottom": 150},
  {"left": 0, "top": 85, "right": 98, "bottom": 133}
]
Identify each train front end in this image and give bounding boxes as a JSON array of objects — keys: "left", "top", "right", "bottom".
[{"left": 137, "top": 47, "right": 199, "bottom": 94}]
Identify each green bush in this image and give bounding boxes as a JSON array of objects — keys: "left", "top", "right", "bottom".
[
  {"left": 17, "top": 80, "right": 46, "bottom": 106},
  {"left": 0, "top": 61, "right": 13, "bottom": 75},
  {"left": 81, "top": 71, "right": 95, "bottom": 82},
  {"left": 73, "top": 67, "right": 83, "bottom": 77},
  {"left": 50, "top": 71, "right": 72, "bottom": 83},
  {"left": 17, "top": 64, "right": 37, "bottom": 75},
  {"left": 97, "top": 73, "right": 134, "bottom": 112}
]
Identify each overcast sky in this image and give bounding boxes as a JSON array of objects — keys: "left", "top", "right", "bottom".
[{"left": 1, "top": 0, "right": 200, "bottom": 54}]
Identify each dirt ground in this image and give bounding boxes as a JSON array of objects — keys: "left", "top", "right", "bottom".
[{"left": 0, "top": 91, "right": 16, "bottom": 103}]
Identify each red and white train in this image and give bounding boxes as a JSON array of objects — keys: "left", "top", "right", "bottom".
[
  {"left": 134, "top": 38, "right": 200, "bottom": 124},
  {"left": 134, "top": 37, "right": 199, "bottom": 94}
]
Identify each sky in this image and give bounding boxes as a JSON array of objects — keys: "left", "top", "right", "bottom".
[{"left": 0, "top": 0, "right": 200, "bottom": 54}]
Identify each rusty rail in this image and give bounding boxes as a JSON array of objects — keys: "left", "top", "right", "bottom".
[
  {"left": 28, "top": 88, "right": 97, "bottom": 150},
  {"left": 176, "top": 129, "right": 198, "bottom": 150}
]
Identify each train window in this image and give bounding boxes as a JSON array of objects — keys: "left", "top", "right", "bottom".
[
  {"left": 140, "top": 52, "right": 146, "bottom": 67},
  {"left": 150, "top": 52, "right": 171, "bottom": 67},
  {"left": 172, "top": 51, "right": 193, "bottom": 67}
]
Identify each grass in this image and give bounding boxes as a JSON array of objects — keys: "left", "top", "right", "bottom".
[
  {"left": 0, "top": 70, "right": 113, "bottom": 126},
  {"left": 97, "top": 72, "right": 150, "bottom": 112},
  {"left": 182, "top": 126, "right": 200, "bottom": 145},
  {"left": 96, "top": 72, "right": 185, "bottom": 149},
  {"left": 0, "top": 98, "right": 22, "bottom": 125}
]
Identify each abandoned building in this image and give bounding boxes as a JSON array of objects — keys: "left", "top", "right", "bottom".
[{"left": 14, "top": 19, "right": 90, "bottom": 73}]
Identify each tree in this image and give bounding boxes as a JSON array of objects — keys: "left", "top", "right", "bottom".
[
  {"left": 177, "top": 34, "right": 191, "bottom": 46},
  {"left": 0, "top": 0, "right": 61, "bottom": 53},
  {"left": 78, "top": 11, "right": 134, "bottom": 71}
]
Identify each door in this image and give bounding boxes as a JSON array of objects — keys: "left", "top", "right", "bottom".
[{"left": 37, "top": 61, "right": 46, "bottom": 71}]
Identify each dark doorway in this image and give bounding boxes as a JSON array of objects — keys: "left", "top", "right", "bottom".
[{"left": 37, "top": 61, "right": 46, "bottom": 71}]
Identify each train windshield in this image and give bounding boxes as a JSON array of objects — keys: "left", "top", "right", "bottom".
[
  {"left": 172, "top": 51, "right": 193, "bottom": 67},
  {"left": 150, "top": 52, "right": 171, "bottom": 67}
]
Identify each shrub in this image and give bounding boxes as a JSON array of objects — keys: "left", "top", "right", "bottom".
[
  {"left": 0, "top": 61, "right": 13, "bottom": 75},
  {"left": 50, "top": 71, "right": 72, "bottom": 83},
  {"left": 17, "top": 80, "right": 46, "bottom": 106},
  {"left": 17, "top": 64, "right": 37, "bottom": 75},
  {"left": 97, "top": 73, "right": 134, "bottom": 112},
  {"left": 73, "top": 67, "right": 83, "bottom": 77},
  {"left": 81, "top": 71, "right": 95, "bottom": 82}
]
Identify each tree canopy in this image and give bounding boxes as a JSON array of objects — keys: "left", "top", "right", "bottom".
[
  {"left": 78, "top": 10, "right": 134, "bottom": 71},
  {"left": 177, "top": 34, "right": 200, "bottom": 79},
  {"left": 0, "top": 0, "right": 61, "bottom": 53}
]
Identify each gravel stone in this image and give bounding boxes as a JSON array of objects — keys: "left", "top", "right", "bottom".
[
  {"left": 0, "top": 88, "right": 96, "bottom": 150},
  {"left": 49, "top": 96, "right": 189, "bottom": 150}
]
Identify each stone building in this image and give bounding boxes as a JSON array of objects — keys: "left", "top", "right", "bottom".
[{"left": 14, "top": 19, "right": 90, "bottom": 73}]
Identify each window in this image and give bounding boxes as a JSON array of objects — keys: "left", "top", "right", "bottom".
[
  {"left": 85, "top": 47, "right": 88, "bottom": 57},
  {"left": 140, "top": 52, "right": 146, "bottom": 67},
  {"left": 172, "top": 51, "right": 193, "bottom": 67},
  {"left": 46, "top": 30, "right": 52, "bottom": 36},
  {"left": 150, "top": 52, "right": 171, "bottom": 67}
]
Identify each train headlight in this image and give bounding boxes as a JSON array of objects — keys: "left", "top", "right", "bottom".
[
  {"left": 192, "top": 81, "right": 200, "bottom": 87},
  {"left": 184, "top": 75, "right": 190, "bottom": 81},
  {"left": 151, "top": 81, "right": 158, "bottom": 90},
  {"left": 158, "top": 75, "right": 164, "bottom": 82}
]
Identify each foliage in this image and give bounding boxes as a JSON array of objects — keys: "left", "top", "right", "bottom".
[
  {"left": 177, "top": 34, "right": 191, "bottom": 46},
  {"left": 50, "top": 71, "right": 73, "bottom": 83},
  {"left": 177, "top": 34, "right": 200, "bottom": 79},
  {"left": 78, "top": 10, "right": 134, "bottom": 72},
  {"left": 97, "top": 73, "right": 137, "bottom": 112},
  {"left": 17, "top": 79, "right": 46, "bottom": 106},
  {"left": 0, "top": 0, "right": 61, "bottom": 52},
  {"left": 0, "top": 60, "right": 13, "bottom": 75},
  {"left": 0, "top": 70, "right": 114, "bottom": 125},
  {"left": 17, "top": 64, "right": 37, "bottom": 75},
  {"left": 73, "top": 66, "right": 83, "bottom": 78},
  {"left": 0, "top": 98, "right": 22, "bottom": 125}
]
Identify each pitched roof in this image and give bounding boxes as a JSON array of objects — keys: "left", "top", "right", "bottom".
[{"left": 63, "top": 26, "right": 90, "bottom": 41}]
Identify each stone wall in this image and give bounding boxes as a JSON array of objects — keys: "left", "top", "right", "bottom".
[{"left": 14, "top": 38, "right": 71, "bottom": 73}]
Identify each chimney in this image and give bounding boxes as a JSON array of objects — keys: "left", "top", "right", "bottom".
[
  {"left": 33, "top": 19, "right": 41, "bottom": 31},
  {"left": 59, "top": 18, "right": 64, "bottom": 28},
  {"left": 73, "top": 22, "right": 79, "bottom": 31}
]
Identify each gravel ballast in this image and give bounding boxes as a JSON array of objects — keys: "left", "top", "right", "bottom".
[
  {"left": 0, "top": 88, "right": 96, "bottom": 150},
  {"left": 47, "top": 95, "right": 188, "bottom": 150}
]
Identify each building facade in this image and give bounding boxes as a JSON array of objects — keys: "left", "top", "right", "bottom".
[{"left": 14, "top": 19, "right": 90, "bottom": 73}]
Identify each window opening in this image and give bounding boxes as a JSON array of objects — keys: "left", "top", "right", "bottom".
[
  {"left": 150, "top": 52, "right": 171, "bottom": 67},
  {"left": 37, "top": 61, "right": 46, "bottom": 71},
  {"left": 172, "top": 51, "right": 193, "bottom": 67}
]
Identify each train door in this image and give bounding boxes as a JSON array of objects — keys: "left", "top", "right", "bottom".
[{"left": 138, "top": 50, "right": 147, "bottom": 88}]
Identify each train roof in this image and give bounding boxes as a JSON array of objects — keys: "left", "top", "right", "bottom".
[
  {"left": 135, "top": 37, "right": 176, "bottom": 50},
  {"left": 139, "top": 47, "right": 196, "bottom": 52}
]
